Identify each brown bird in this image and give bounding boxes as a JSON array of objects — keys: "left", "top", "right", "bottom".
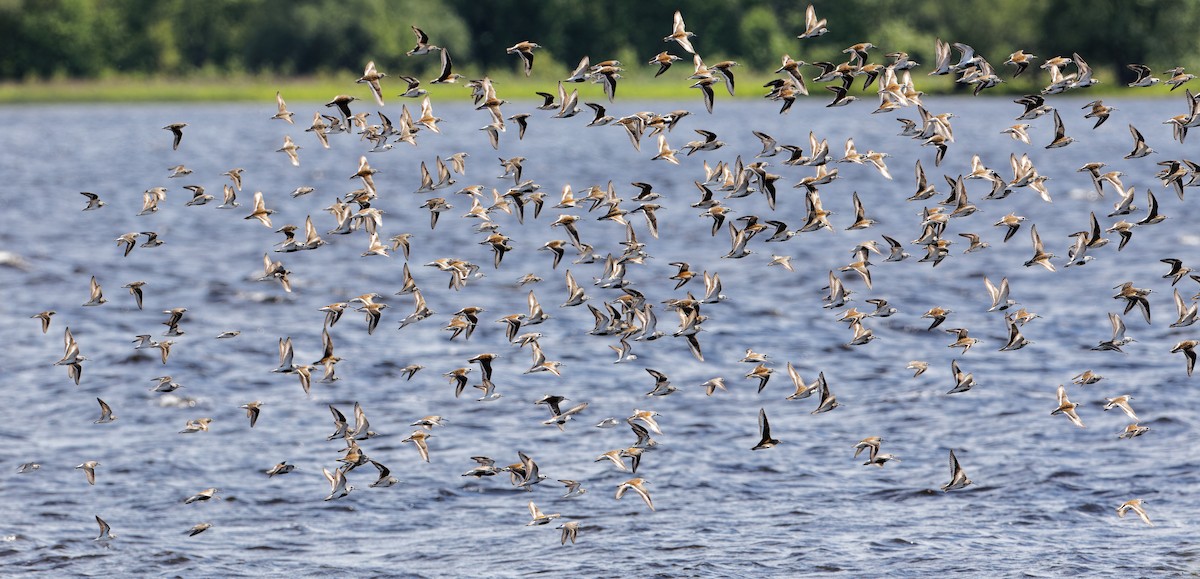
[{"left": 506, "top": 41, "right": 541, "bottom": 76}]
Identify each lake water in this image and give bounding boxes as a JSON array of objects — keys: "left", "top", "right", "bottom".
[{"left": 0, "top": 93, "right": 1197, "bottom": 577}]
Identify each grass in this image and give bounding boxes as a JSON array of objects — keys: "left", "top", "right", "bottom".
[{"left": 0, "top": 69, "right": 1191, "bottom": 105}]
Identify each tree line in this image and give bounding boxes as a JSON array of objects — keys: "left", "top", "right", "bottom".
[{"left": 2, "top": 0, "right": 1198, "bottom": 85}]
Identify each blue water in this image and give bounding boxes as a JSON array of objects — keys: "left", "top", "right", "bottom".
[{"left": 0, "top": 93, "right": 1197, "bottom": 577}]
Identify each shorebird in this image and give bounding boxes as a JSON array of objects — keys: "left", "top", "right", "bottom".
[
  {"left": 984, "top": 276, "right": 1017, "bottom": 312},
  {"left": 94, "top": 516, "right": 115, "bottom": 541},
  {"left": 1123, "top": 124, "right": 1154, "bottom": 159},
  {"left": 1171, "top": 340, "right": 1197, "bottom": 376},
  {"left": 94, "top": 398, "right": 116, "bottom": 424},
  {"left": 76, "top": 461, "right": 100, "bottom": 485},
  {"left": 812, "top": 374, "right": 840, "bottom": 413},
  {"left": 1093, "top": 313, "right": 1135, "bottom": 352},
  {"left": 401, "top": 430, "right": 432, "bottom": 462},
  {"left": 1004, "top": 50, "right": 1038, "bottom": 76},
  {"left": 615, "top": 478, "right": 655, "bottom": 511},
  {"left": 31, "top": 310, "right": 55, "bottom": 334},
  {"left": 368, "top": 460, "right": 399, "bottom": 487},
  {"left": 79, "top": 191, "right": 105, "bottom": 210},
  {"left": 527, "top": 501, "right": 560, "bottom": 526},
  {"left": 240, "top": 401, "right": 263, "bottom": 428},
  {"left": 506, "top": 41, "right": 541, "bottom": 76},
  {"left": 752, "top": 408, "right": 780, "bottom": 450},
  {"left": 1116, "top": 499, "right": 1153, "bottom": 526},
  {"left": 83, "top": 275, "right": 106, "bottom": 306},
  {"left": 1045, "top": 109, "right": 1074, "bottom": 148},
  {"left": 1051, "top": 384, "right": 1085, "bottom": 428},
  {"left": 798, "top": 4, "right": 827, "bottom": 39},
  {"left": 558, "top": 521, "right": 580, "bottom": 545},
  {"left": 940, "top": 449, "right": 972, "bottom": 491},
  {"left": 163, "top": 123, "right": 187, "bottom": 150},
  {"left": 1118, "top": 423, "right": 1151, "bottom": 439},
  {"left": 948, "top": 359, "right": 976, "bottom": 394},
  {"left": 272, "top": 91, "right": 293, "bottom": 123},
  {"left": 406, "top": 26, "right": 440, "bottom": 56},
  {"left": 184, "top": 488, "right": 220, "bottom": 504},
  {"left": 186, "top": 523, "right": 212, "bottom": 537},
  {"left": 179, "top": 418, "right": 213, "bottom": 434},
  {"left": 277, "top": 135, "right": 300, "bottom": 167},
  {"left": 357, "top": 60, "right": 387, "bottom": 106},
  {"left": 322, "top": 467, "right": 354, "bottom": 501},
  {"left": 265, "top": 462, "right": 295, "bottom": 477},
  {"left": 1103, "top": 395, "right": 1138, "bottom": 422},
  {"left": 431, "top": 48, "right": 461, "bottom": 84},
  {"left": 665, "top": 10, "right": 696, "bottom": 53},
  {"left": 1126, "top": 64, "right": 1159, "bottom": 87}
]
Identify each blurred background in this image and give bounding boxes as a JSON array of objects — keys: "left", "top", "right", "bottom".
[{"left": 2, "top": 0, "right": 1199, "bottom": 89}]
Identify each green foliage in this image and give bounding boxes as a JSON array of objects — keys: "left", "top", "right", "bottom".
[{"left": 0, "top": 0, "right": 1197, "bottom": 86}]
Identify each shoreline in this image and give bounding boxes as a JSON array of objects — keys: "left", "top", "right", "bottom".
[{"left": 0, "top": 73, "right": 1189, "bottom": 105}]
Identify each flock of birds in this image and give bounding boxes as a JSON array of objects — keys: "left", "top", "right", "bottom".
[{"left": 22, "top": 6, "right": 1200, "bottom": 547}]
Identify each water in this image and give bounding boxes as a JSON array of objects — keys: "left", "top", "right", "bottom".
[{"left": 0, "top": 95, "right": 1197, "bottom": 577}]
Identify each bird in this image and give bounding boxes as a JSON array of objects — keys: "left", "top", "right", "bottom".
[
  {"left": 94, "top": 398, "right": 116, "bottom": 424},
  {"left": 265, "top": 462, "right": 295, "bottom": 477},
  {"left": 431, "top": 47, "right": 461, "bottom": 84},
  {"left": 506, "top": 41, "right": 540, "bottom": 76},
  {"left": 665, "top": 10, "right": 696, "bottom": 53},
  {"left": 162, "top": 122, "right": 187, "bottom": 150},
  {"left": 179, "top": 418, "right": 213, "bottom": 434},
  {"left": 752, "top": 408, "right": 781, "bottom": 450},
  {"left": 185, "top": 523, "right": 212, "bottom": 537},
  {"left": 558, "top": 521, "right": 581, "bottom": 545},
  {"left": 1093, "top": 313, "right": 1135, "bottom": 352},
  {"left": 941, "top": 449, "right": 972, "bottom": 491},
  {"left": 1045, "top": 109, "right": 1074, "bottom": 149},
  {"left": 559, "top": 479, "right": 587, "bottom": 499},
  {"left": 357, "top": 60, "right": 387, "bottom": 106},
  {"left": 1125, "top": 124, "right": 1154, "bottom": 159},
  {"left": 240, "top": 401, "right": 263, "bottom": 428},
  {"left": 83, "top": 275, "right": 106, "bottom": 306},
  {"left": 798, "top": 4, "right": 828, "bottom": 39},
  {"left": 1051, "top": 384, "right": 1085, "bottom": 428},
  {"left": 812, "top": 374, "right": 840, "bottom": 413},
  {"left": 1004, "top": 50, "right": 1038, "bottom": 76},
  {"left": 31, "top": 310, "right": 55, "bottom": 334},
  {"left": 1024, "top": 225, "right": 1056, "bottom": 271},
  {"left": 948, "top": 359, "right": 976, "bottom": 394},
  {"left": 853, "top": 436, "right": 883, "bottom": 462},
  {"left": 401, "top": 430, "right": 432, "bottom": 462},
  {"left": 1126, "top": 64, "right": 1159, "bottom": 87},
  {"left": 76, "top": 461, "right": 100, "bottom": 485},
  {"left": 94, "top": 516, "right": 115, "bottom": 541},
  {"left": 1118, "top": 423, "right": 1151, "bottom": 440},
  {"left": 649, "top": 51, "right": 682, "bottom": 77},
  {"left": 1116, "top": 499, "right": 1153, "bottom": 526},
  {"left": 1103, "top": 395, "right": 1139, "bottom": 422},
  {"left": 615, "top": 478, "right": 655, "bottom": 511},
  {"left": 184, "top": 488, "right": 219, "bottom": 504},
  {"left": 368, "top": 460, "right": 399, "bottom": 487},
  {"left": 271, "top": 91, "right": 293, "bottom": 123},
  {"left": 527, "top": 501, "right": 560, "bottom": 526},
  {"left": 1082, "top": 100, "right": 1115, "bottom": 129},
  {"left": 277, "top": 135, "right": 300, "bottom": 167},
  {"left": 984, "top": 276, "right": 1017, "bottom": 312},
  {"left": 79, "top": 191, "right": 105, "bottom": 210},
  {"left": 322, "top": 467, "right": 354, "bottom": 501},
  {"left": 1170, "top": 340, "right": 1197, "bottom": 376},
  {"left": 406, "top": 26, "right": 440, "bottom": 55},
  {"left": 245, "top": 191, "right": 275, "bottom": 228}
]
